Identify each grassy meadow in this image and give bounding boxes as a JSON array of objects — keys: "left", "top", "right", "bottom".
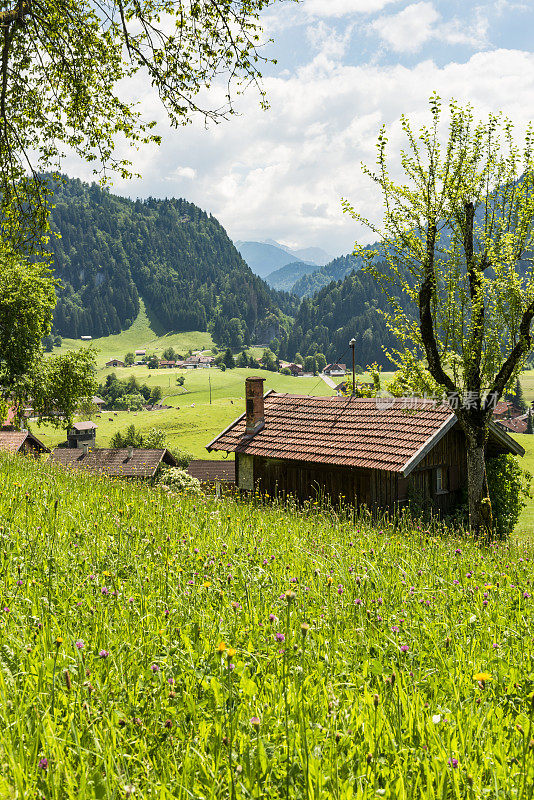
[
  {"left": 0, "top": 452, "right": 533, "bottom": 798},
  {"left": 32, "top": 367, "right": 338, "bottom": 458},
  {"left": 49, "top": 300, "right": 215, "bottom": 368}
]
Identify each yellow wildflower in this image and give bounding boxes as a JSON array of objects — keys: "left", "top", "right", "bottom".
[{"left": 473, "top": 672, "right": 492, "bottom": 682}]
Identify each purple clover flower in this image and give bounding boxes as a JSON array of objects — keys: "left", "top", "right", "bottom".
[
  {"left": 75, "top": 640, "right": 84, "bottom": 650},
  {"left": 38, "top": 757, "right": 48, "bottom": 771},
  {"left": 98, "top": 650, "right": 109, "bottom": 659}
]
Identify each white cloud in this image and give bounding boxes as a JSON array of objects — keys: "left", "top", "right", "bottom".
[
  {"left": 167, "top": 166, "right": 196, "bottom": 180},
  {"left": 305, "top": 0, "right": 400, "bottom": 17},
  {"left": 370, "top": 2, "right": 439, "bottom": 52},
  {"left": 63, "top": 48, "right": 534, "bottom": 254},
  {"left": 370, "top": 2, "right": 489, "bottom": 53}
]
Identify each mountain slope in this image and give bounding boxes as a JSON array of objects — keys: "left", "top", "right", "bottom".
[
  {"left": 292, "top": 254, "right": 361, "bottom": 297},
  {"left": 235, "top": 240, "right": 306, "bottom": 277},
  {"left": 280, "top": 264, "right": 415, "bottom": 369},
  {"left": 47, "top": 177, "right": 290, "bottom": 344},
  {"left": 265, "top": 261, "right": 318, "bottom": 291}
]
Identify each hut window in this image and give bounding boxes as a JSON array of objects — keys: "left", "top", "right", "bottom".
[{"left": 435, "top": 466, "right": 447, "bottom": 494}]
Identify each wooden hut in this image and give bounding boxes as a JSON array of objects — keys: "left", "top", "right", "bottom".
[{"left": 206, "top": 377, "right": 524, "bottom": 513}]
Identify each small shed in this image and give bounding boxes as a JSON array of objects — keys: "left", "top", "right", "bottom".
[
  {"left": 49, "top": 448, "right": 177, "bottom": 479},
  {"left": 106, "top": 359, "right": 125, "bottom": 368},
  {"left": 207, "top": 377, "right": 524, "bottom": 514},
  {"left": 0, "top": 429, "right": 49, "bottom": 456},
  {"left": 68, "top": 421, "right": 97, "bottom": 449}
]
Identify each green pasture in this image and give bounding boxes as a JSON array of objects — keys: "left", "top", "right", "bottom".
[
  {"left": 50, "top": 300, "right": 215, "bottom": 368},
  {"left": 0, "top": 452, "right": 532, "bottom": 798},
  {"left": 32, "top": 367, "right": 336, "bottom": 458}
]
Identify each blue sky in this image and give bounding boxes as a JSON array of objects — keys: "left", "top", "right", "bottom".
[{"left": 67, "top": 0, "right": 534, "bottom": 258}]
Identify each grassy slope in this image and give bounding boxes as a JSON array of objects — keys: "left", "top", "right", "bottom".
[
  {"left": 51, "top": 299, "right": 215, "bottom": 368},
  {"left": 0, "top": 452, "right": 532, "bottom": 798},
  {"left": 33, "top": 366, "right": 336, "bottom": 458}
]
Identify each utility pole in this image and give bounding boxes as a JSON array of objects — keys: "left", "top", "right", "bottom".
[
  {"left": 209, "top": 374, "right": 212, "bottom": 405},
  {"left": 349, "top": 338, "right": 356, "bottom": 397}
]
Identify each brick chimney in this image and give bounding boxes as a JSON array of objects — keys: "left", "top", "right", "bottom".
[{"left": 245, "top": 377, "right": 266, "bottom": 435}]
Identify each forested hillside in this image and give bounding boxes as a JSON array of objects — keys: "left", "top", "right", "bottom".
[
  {"left": 279, "top": 265, "right": 415, "bottom": 368},
  {"left": 292, "top": 254, "right": 361, "bottom": 296},
  {"left": 47, "top": 177, "right": 294, "bottom": 343}
]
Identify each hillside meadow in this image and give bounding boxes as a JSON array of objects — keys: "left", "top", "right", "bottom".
[
  {"left": 32, "top": 367, "right": 339, "bottom": 458},
  {"left": 0, "top": 453, "right": 533, "bottom": 798}
]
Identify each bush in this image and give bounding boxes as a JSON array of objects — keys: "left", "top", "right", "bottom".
[
  {"left": 113, "top": 393, "right": 145, "bottom": 411},
  {"left": 156, "top": 466, "right": 202, "bottom": 495},
  {"left": 111, "top": 424, "right": 144, "bottom": 449},
  {"left": 486, "top": 455, "right": 531, "bottom": 539}
]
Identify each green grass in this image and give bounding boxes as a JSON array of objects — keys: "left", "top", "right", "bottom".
[
  {"left": 0, "top": 452, "right": 533, "bottom": 798},
  {"left": 32, "top": 367, "right": 336, "bottom": 458},
  {"left": 50, "top": 299, "right": 215, "bottom": 368}
]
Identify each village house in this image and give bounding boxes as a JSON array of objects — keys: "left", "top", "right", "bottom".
[
  {"left": 279, "top": 361, "right": 304, "bottom": 376},
  {"left": 49, "top": 423, "right": 177, "bottom": 478},
  {"left": 492, "top": 400, "right": 523, "bottom": 420},
  {"left": 158, "top": 360, "right": 176, "bottom": 369},
  {"left": 50, "top": 446, "right": 177, "bottom": 478},
  {"left": 207, "top": 377, "right": 524, "bottom": 514},
  {"left": 324, "top": 363, "right": 347, "bottom": 377},
  {"left": 67, "top": 421, "right": 98, "bottom": 449},
  {"left": 0, "top": 408, "right": 49, "bottom": 455},
  {"left": 183, "top": 355, "right": 214, "bottom": 369},
  {"left": 105, "top": 358, "right": 125, "bottom": 368},
  {"left": 0, "top": 427, "right": 49, "bottom": 456}
]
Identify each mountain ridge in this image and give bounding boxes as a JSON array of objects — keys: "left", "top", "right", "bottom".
[{"left": 47, "top": 176, "right": 295, "bottom": 346}]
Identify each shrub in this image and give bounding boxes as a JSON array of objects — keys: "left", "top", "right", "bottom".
[
  {"left": 486, "top": 454, "right": 531, "bottom": 539},
  {"left": 156, "top": 466, "right": 202, "bottom": 495}
]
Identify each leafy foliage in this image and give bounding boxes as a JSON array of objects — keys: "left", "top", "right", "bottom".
[
  {"left": 0, "top": 245, "right": 56, "bottom": 402},
  {"left": 486, "top": 456, "right": 532, "bottom": 539},
  {"left": 156, "top": 466, "right": 202, "bottom": 495},
  {"left": 31, "top": 349, "right": 98, "bottom": 429},
  {"left": 0, "top": 0, "right": 286, "bottom": 250}
]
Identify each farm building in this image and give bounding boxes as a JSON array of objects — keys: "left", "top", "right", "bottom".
[
  {"left": 106, "top": 359, "right": 125, "bottom": 368},
  {"left": 324, "top": 363, "right": 347, "bottom": 377},
  {"left": 68, "top": 421, "right": 98, "bottom": 449},
  {"left": 49, "top": 447, "right": 177, "bottom": 478},
  {"left": 207, "top": 377, "right": 524, "bottom": 513},
  {"left": 0, "top": 429, "right": 49, "bottom": 456}
]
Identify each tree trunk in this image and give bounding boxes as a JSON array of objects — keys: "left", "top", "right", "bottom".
[{"left": 465, "top": 430, "right": 493, "bottom": 538}]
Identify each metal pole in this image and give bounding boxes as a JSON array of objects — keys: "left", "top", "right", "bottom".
[
  {"left": 350, "top": 338, "right": 356, "bottom": 396},
  {"left": 209, "top": 374, "right": 212, "bottom": 405}
]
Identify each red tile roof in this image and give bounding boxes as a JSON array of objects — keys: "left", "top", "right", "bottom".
[
  {"left": 207, "top": 393, "right": 524, "bottom": 474},
  {"left": 207, "top": 394, "right": 458, "bottom": 474},
  {"left": 49, "top": 448, "right": 176, "bottom": 478},
  {"left": 0, "top": 430, "right": 49, "bottom": 454},
  {"left": 186, "top": 459, "right": 235, "bottom": 483},
  {"left": 494, "top": 417, "right": 528, "bottom": 434}
]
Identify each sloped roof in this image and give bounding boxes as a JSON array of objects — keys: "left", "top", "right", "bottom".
[
  {"left": 72, "top": 421, "right": 97, "bottom": 431},
  {"left": 494, "top": 417, "right": 528, "bottom": 434},
  {"left": 0, "top": 430, "right": 50, "bottom": 454},
  {"left": 207, "top": 393, "right": 523, "bottom": 476},
  {"left": 186, "top": 459, "right": 235, "bottom": 483},
  {"left": 49, "top": 448, "right": 176, "bottom": 478}
]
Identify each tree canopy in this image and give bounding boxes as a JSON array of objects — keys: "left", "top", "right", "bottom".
[
  {"left": 0, "top": 0, "right": 289, "bottom": 249},
  {"left": 344, "top": 96, "right": 534, "bottom": 535}
]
